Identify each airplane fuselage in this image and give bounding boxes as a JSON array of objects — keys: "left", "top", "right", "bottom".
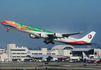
[{"left": 1, "top": 21, "right": 96, "bottom": 45}]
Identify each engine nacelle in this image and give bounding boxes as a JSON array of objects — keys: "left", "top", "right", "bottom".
[
  {"left": 40, "top": 33, "right": 48, "bottom": 38},
  {"left": 29, "top": 34, "right": 39, "bottom": 39},
  {"left": 54, "top": 33, "right": 63, "bottom": 38}
]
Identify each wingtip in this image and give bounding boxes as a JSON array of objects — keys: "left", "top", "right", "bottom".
[{"left": 79, "top": 31, "right": 84, "bottom": 34}]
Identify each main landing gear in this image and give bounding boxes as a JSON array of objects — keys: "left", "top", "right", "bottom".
[{"left": 44, "top": 40, "right": 54, "bottom": 44}]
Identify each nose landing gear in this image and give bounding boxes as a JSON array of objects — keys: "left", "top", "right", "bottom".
[{"left": 7, "top": 28, "right": 9, "bottom": 32}]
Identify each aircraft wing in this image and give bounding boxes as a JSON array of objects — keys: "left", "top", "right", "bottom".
[
  {"left": 62, "top": 31, "right": 83, "bottom": 37},
  {"left": 46, "top": 31, "right": 83, "bottom": 38}
]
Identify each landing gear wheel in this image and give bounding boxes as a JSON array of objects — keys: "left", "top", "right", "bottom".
[
  {"left": 44, "top": 41, "right": 49, "bottom": 44},
  {"left": 51, "top": 42, "right": 54, "bottom": 44},
  {"left": 46, "top": 42, "right": 49, "bottom": 44},
  {"left": 44, "top": 41, "right": 46, "bottom": 43},
  {"left": 52, "top": 42, "right": 54, "bottom": 44},
  {"left": 7, "top": 29, "right": 9, "bottom": 32},
  {"left": 7, "top": 28, "right": 9, "bottom": 32},
  {"left": 44, "top": 40, "right": 54, "bottom": 44}
]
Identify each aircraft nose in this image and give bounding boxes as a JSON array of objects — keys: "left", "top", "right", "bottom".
[{"left": 1, "top": 22, "right": 7, "bottom": 25}]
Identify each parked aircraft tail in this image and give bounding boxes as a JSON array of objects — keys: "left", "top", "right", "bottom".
[
  {"left": 82, "top": 52, "right": 88, "bottom": 59},
  {"left": 25, "top": 48, "right": 32, "bottom": 56},
  {"left": 78, "top": 31, "right": 96, "bottom": 43}
]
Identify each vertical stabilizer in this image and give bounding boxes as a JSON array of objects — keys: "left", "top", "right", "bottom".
[
  {"left": 79, "top": 31, "right": 96, "bottom": 43},
  {"left": 25, "top": 48, "right": 32, "bottom": 56},
  {"left": 82, "top": 52, "right": 88, "bottom": 59}
]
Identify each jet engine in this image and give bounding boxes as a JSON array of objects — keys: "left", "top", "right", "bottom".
[
  {"left": 54, "top": 33, "right": 63, "bottom": 38},
  {"left": 40, "top": 33, "right": 48, "bottom": 38}
]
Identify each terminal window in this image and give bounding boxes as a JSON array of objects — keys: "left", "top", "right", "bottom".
[
  {"left": 11, "top": 49, "right": 25, "bottom": 51},
  {"left": 12, "top": 56, "right": 16, "bottom": 57},
  {"left": 52, "top": 53, "right": 55, "bottom": 55},
  {"left": 47, "top": 53, "right": 51, "bottom": 55},
  {"left": 34, "top": 53, "right": 38, "bottom": 55},
  {"left": 12, "top": 53, "right": 16, "bottom": 54},
  {"left": 17, "top": 53, "right": 20, "bottom": 54},
  {"left": 17, "top": 56, "right": 20, "bottom": 57},
  {"left": 39, "top": 53, "right": 42, "bottom": 55},
  {"left": 0, "top": 50, "right": 4, "bottom": 52}
]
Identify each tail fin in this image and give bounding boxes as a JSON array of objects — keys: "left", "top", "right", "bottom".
[
  {"left": 82, "top": 52, "right": 88, "bottom": 59},
  {"left": 25, "top": 48, "right": 32, "bottom": 56},
  {"left": 79, "top": 31, "right": 96, "bottom": 43}
]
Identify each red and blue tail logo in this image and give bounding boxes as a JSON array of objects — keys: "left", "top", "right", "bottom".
[
  {"left": 88, "top": 34, "right": 92, "bottom": 39},
  {"left": 27, "top": 51, "right": 30, "bottom": 54}
]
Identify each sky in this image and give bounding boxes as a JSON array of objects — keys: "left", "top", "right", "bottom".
[{"left": 0, "top": 0, "right": 101, "bottom": 49}]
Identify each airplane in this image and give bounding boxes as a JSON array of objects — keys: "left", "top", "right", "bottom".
[
  {"left": 25, "top": 48, "right": 67, "bottom": 61},
  {"left": 82, "top": 52, "right": 100, "bottom": 63},
  {"left": 1, "top": 21, "right": 97, "bottom": 45}
]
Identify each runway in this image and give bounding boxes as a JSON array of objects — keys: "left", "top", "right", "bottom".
[{"left": 0, "top": 62, "right": 101, "bottom": 70}]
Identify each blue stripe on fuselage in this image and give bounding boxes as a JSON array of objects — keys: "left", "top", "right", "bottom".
[{"left": 3, "top": 24, "right": 17, "bottom": 29}]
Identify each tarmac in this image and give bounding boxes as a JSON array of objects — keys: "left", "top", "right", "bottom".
[{"left": 0, "top": 62, "right": 101, "bottom": 70}]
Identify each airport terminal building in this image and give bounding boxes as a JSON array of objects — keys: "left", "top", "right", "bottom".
[{"left": 0, "top": 44, "right": 101, "bottom": 61}]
